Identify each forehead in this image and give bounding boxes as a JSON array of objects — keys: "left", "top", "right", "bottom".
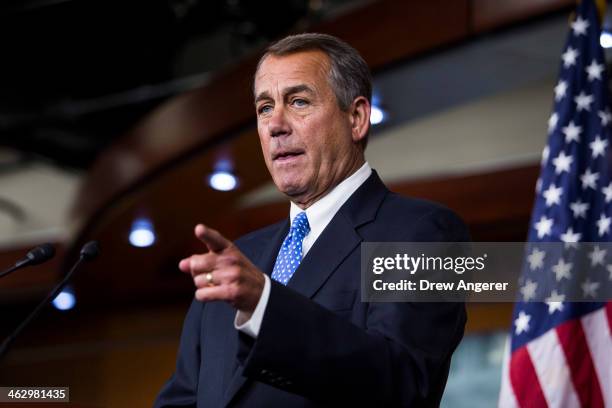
[{"left": 254, "top": 50, "right": 331, "bottom": 94}]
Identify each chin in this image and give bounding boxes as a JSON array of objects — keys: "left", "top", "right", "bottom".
[
  {"left": 276, "top": 179, "right": 307, "bottom": 197},
  {"left": 271, "top": 172, "right": 302, "bottom": 191},
  {"left": 279, "top": 185, "right": 305, "bottom": 197}
]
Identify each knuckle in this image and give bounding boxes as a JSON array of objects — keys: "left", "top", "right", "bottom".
[
  {"left": 220, "top": 255, "right": 239, "bottom": 267},
  {"left": 195, "top": 289, "right": 207, "bottom": 302},
  {"left": 228, "top": 265, "right": 241, "bottom": 278},
  {"left": 190, "top": 256, "right": 204, "bottom": 270},
  {"left": 193, "top": 254, "right": 215, "bottom": 271},
  {"left": 226, "top": 284, "right": 240, "bottom": 299},
  {"left": 193, "top": 275, "right": 205, "bottom": 288}
]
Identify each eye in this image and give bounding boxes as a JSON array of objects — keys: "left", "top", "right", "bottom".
[
  {"left": 257, "top": 104, "right": 273, "bottom": 115},
  {"left": 291, "top": 98, "right": 308, "bottom": 107}
]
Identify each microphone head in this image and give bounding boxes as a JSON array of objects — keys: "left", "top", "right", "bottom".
[
  {"left": 26, "top": 243, "right": 56, "bottom": 265},
  {"left": 80, "top": 241, "right": 100, "bottom": 261}
]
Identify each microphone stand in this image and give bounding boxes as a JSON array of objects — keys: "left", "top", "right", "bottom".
[
  {"left": 0, "top": 263, "right": 23, "bottom": 279},
  {"left": 0, "top": 257, "right": 85, "bottom": 360}
]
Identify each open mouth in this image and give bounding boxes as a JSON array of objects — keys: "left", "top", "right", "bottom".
[{"left": 273, "top": 150, "right": 305, "bottom": 162}]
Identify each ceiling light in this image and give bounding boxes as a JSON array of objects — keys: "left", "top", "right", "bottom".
[
  {"left": 370, "top": 105, "right": 385, "bottom": 125},
  {"left": 129, "top": 218, "right": 156, "bottom": 248},
  {"left": 52, "top": 287, "right": 76, "bottom": 311},
  {"left": 600, "top": 31, "right": 612, "bottom": 48},
  {"left": 208, "top": 171, "right": 238, "bottom": 191}
]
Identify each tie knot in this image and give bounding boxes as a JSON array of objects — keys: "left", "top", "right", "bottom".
[{"left": 291, "top": 212, "right": 310, "bottom": 238}]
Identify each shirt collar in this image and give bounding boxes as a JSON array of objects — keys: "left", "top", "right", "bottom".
[{"left": 289, "top": 162, "right": 372, "bottom": 234}]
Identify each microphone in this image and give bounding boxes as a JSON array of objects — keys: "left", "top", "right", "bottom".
[
  {"left": 0, "top": 241, "right": 100, "bottom": 360},
  {"left": 80, "top": 241, "right": 99, "bottom": 261},
  {"left": 0, "top": 243, "right": 56, "bottom": 279}
]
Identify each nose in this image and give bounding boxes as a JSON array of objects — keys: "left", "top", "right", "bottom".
[{"left": 268, "top": 106, "right": 291, "bottom": 138}]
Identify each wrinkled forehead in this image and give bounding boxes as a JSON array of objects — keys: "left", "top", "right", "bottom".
[{"left": 253, "top": 50, "right": 331, "bottom": 97}]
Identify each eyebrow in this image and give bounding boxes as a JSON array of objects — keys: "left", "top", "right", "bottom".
[{"left": 254, "top": 84, "right": 315, "bottom": 104}]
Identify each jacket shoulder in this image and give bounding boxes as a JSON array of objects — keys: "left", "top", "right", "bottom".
[{"left": 370, "top": 192, "right": 470, "bottom": 242}]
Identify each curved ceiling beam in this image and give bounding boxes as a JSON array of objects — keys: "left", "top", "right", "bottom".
[{"left": 71, "top": 0, "right": 472, "bottom": 228}]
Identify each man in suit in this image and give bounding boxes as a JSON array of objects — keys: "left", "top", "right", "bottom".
[{"left": 155, "top": 33, "right": 469, "bottom": 407}]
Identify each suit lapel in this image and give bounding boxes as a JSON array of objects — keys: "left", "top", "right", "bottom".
[
  {"left": 287, "top": 212, "right": 361, "bottom": 297},
  {"left": 257, "top": 219, "right": 290, "bottom": 276}
]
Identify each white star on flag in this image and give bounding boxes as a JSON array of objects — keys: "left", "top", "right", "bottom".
[
  {"left": 554, "top": 80, "right": 568, "bottom": 101},
  {"left": 562, "top": 121, "right": 582, "bottom": 143},
  {"left": 561, "top": 46, "right": 579, "bottom": 67},
  {"left": 598, "top": 109, "right": 612, "bottom": 126},
  {"left": 552, "top": 258, "right": 572, "bottom": 281},
  {"left": 586, "top": 59, "right": 604, "bottom": 81},
  {"left": 548, "top": 112, "right": 559, "bottom": 133},
  {"left": 597, "top": 213, "right": 611, "bottom": 236},
  {"left": 543, "top": 183, "right": 563, "bottom": 207},
  {"left": 534, "top": 216, "right": 554, "bottom": 239},
  {"left": 560, "top": 227, "right": 581, "bottom": 245},
  {"left": 520, "top": 279, "right": 538, "bottom": 301},
  {"left": 571, "top": 15, "right": 589, "bottom": 36},
  {"left": 589, "top": 135, "right": 608, "bottom": 158},
  {"left": 575, "top": 91, "right": 594, "bottom": 111},
  {"left": 514, "top": 311, "right": 531, "bottom": 335},
  {"left": 580, "top": 168, "right": 599, "bottom": 190},
  {"left": 545, "top": 290, "right": 565, "bottom": 314},
  {"left": 504, "top": 5, "right": 612, "bottom": 389},
  {"left": 602, "top": 182, "right": 612, "bottom": 203},
  {"left": 570, "top": 199, "right": 590, "bottom": 218},
  {"left": 588, "top": 245, "right": 607, "bottom": 266},
  {"left": 581, "top": 278, "right": 600, "bottom": 298},
  {"left": 552, "top": 151, "right": 573, "bottom": 174},
  {"left": 527, "top": 247, "right": 546, "bottom": 270}
]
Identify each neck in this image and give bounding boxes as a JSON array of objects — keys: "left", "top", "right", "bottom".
[{"left": 292, "top": 157, "right": 365, "bottom": 210}]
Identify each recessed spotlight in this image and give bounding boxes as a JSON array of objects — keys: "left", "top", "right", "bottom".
[
  {"left": 370, "top": 105, "right": 385, "bottom": 125},
  {"left": 208, "top": 171, "right": 238, "bottom": 191},
  {"left": 52, "top": 287, "right": 76, "bottom": 311},
  {"left": 600, "top": 31, "right": 612, "bottom": 48},
  {"left": 129, "top": 218, "right": 156, "bottom": 247}
]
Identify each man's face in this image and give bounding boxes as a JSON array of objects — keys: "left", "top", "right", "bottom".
[{"left": 254, "top": 50, "right": 365, "bottom": 208}]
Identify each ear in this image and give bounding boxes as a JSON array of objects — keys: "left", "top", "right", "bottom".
[{"left": 348, "top": 96, "right": 371, "bottom": 144}]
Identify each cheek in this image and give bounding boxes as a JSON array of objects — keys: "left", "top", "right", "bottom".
[{"left": 257, "top": 129, "right": 270, "bottom": 154}]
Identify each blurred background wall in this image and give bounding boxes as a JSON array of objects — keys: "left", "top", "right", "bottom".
[{"left": 0, "top": 0, "right": 607, "bottom": 406}]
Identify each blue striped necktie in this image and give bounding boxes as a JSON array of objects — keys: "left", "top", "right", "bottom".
[{"left": 271, "top": 212, "right": 310, "bottom": 285}]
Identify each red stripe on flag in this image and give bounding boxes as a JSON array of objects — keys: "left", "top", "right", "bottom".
[
  {"left": 556, "top": 319, "right": 604, "bottom": 408},
  {"left": 509, "top": 346, "right": 548, "bottom": 408}
]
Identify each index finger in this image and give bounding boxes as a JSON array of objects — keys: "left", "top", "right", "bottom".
[{"left": 195, "top": 224, "right": 232, "bottom": 253}]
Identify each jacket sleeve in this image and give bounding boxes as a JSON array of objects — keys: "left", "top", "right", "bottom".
[
  {"left": 153, "top": 299, "right": 203, "bottom": 408},
  {"left": 237, "top": 208, "right": 468, "bottom": 407}
]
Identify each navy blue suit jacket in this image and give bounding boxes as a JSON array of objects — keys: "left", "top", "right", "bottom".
[{"left": 154, "top": 171, "right": 469, "bottom": 407}]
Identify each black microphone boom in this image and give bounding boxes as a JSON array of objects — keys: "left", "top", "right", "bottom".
[
  {"left": 0, "top": 243, "right": 56, "bottom": 279},
  {"left": 0, "top": 241, "right": 100, "bottom": 360}
]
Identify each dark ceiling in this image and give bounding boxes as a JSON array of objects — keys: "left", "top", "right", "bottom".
[{"left": 0, "top": 0, "right": 355, "bottom": 169}]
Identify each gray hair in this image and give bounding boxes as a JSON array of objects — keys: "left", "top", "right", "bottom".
[{"left": 254, "top": 33, "right": 372, "bottom": 111}]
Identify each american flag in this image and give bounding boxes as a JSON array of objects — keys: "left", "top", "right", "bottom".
[{"left": 499, "top": 1, "right": 612, "bottom": 407}]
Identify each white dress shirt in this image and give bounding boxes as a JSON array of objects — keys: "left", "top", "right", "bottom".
[{"left": 235, "top": 162, "right": 372, "bottom": 337}]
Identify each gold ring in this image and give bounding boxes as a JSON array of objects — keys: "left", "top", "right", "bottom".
[{"left": 205, "top": 272, "right": 214, "bottom": 286}]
